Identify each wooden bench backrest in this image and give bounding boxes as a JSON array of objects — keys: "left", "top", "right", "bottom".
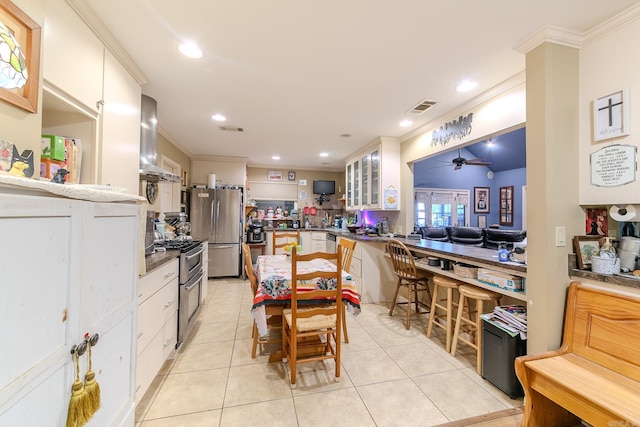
[{"left": 564, "top": 281, "right": 640, "bottom": 382}]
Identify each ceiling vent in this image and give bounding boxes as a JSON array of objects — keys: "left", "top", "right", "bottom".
[
  {"left": 407, "top": 99, "right": 436, "bottom": 115},
  {"left": 219, "top": 126, "right": 244, "bottom": 132}
]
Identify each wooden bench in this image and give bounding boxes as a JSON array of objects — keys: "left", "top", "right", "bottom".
[{"left": 515, "top": 281, "right": 640, "bottom": 426}]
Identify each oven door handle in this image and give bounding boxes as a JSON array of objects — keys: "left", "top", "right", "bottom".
[
  {"left": 185, "top": 246, "right": 204, "bottom": 260},
  {"left": 184, "top": 270, "right": 204, "bottom": 291}
]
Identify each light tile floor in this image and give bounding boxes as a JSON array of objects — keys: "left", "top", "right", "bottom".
[{"left": 135, "top": 278, "right": 523, "bottom": 427}]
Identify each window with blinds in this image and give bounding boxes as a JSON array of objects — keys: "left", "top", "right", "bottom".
[{"left": 414, "top": 188, "right": 470, "bottom": 227}]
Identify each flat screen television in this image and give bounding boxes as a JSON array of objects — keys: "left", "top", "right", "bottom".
[{"left": 312, "top": 180, "right": 335, "bottom": 195}]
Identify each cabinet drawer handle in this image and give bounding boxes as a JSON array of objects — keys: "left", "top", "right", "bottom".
[
  {"left": 137, "top": 332, "right": 143, "bottom": 339},
  {"left": 138, "top": 293, "right": 144, "bottom": 298},
  {"left": 164, "top": 300, "right": 174, "bottom": 309},
  {"left": 163, "top": 339, "right": 172, "bottom": 348},
  {"left": 136, "top": 385, "right": 141, "bottom": 392},
  {"left": 164, "top": 271, "right": 175, "bottom": 278}
]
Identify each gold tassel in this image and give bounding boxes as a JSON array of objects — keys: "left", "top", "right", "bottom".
[
  {"left": 66, "top": 348, "right": 90, "bottom": 427},
  {"left": 83, "top": 338, "right": 101, "bottom": 417}
]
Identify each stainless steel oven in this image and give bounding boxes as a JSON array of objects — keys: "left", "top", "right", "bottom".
[{"left": 164, "top": 240, "right": 205, "bottom": 348}]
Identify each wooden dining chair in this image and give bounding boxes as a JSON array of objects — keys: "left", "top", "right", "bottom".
[
  {"left": 386, "top": 239, "right": 433, "bottom": 330},
  {"left": 272, "top": 230, "right": 301, "bottom": 254},
  {"left": 282, "top": 247, "right": 343, "bottom": 387},
  {"left": 337, "top": 238, "right": 356, "bottom": 343},
  {"left": 242, "top": 243, "right": 282, "bottom": 358}
]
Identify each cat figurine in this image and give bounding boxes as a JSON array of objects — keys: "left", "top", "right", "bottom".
[{"left": 11, "top": 147, "right": 34, "bottom": 177}]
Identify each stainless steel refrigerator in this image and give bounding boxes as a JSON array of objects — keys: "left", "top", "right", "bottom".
[{"left": 190, "top": 187, "right": 243, "bottom": 277}]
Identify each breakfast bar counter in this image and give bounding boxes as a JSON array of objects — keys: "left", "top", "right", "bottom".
[{"left": 327, "top": 230, "right": 527, "bottom": 303}]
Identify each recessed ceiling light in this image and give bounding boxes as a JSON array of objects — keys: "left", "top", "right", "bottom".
[
  {"left": 399, "top": 120, "right": 413, "bottom": 127},
  {"left": 211, "top": 114, "right": 226, "bottom": 122},
  {"left": 320, "top": 152, "right": 329, "bottom": 157},
  {"left": 272, "top": 155, "right": 280, "bottom": 160},
  {"left": 486, "top": 140, "right": 494, "bottom": 147},
  {"left": 178, "top": 42, "right": 203, "bottom": 59},
  {"left": 339, "top": 134, "right": 351, "bottom": 138},
  {"left": 456, "top": 80, "right": 477, "bottom": 92}
]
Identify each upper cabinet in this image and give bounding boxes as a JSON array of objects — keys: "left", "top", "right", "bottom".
[
  {"left": 41, "top": 0, "right": 142, "bottom": 195},
  {"left": 346, "top": 137, "right": 400, "bottom": 211},
  {"left": 100, "top": 50, "right": 142, "bottom": 192},
  {"left": 43, "top": 0, "right": 104, "bottom": 112}
]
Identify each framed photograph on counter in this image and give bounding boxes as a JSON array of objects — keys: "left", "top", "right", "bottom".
[{"left": 573, "top": 235, "right": 602, "bottom": 270}]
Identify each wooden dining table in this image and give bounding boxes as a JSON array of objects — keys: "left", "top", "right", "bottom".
[{"left": 251, "top": 254, "right": 361, "bottom": 338}]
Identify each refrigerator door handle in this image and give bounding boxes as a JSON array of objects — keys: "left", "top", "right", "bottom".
[
  {"left": 216, "top": 200, "right": 220, "bottom": 239},
  {"left": 211, "top": 245, "right": 235, "bottom": 249},
  {"left": 210, "top": 198, "right": 217, "bottom": 241}
]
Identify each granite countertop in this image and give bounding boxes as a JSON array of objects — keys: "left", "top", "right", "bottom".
[
  {"left": 143, "top": 249, "right": 180, "bottom": 276},
  {"left": 327, "top": 230, "right": 527, "bottom": 274},
  {"left": 568, "top": 253, "right": 640, "bottom": 290}
]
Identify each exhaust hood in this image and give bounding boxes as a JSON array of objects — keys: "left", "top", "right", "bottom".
[{"left": 140, "top": 94, "right": 181, "bottom": 183}]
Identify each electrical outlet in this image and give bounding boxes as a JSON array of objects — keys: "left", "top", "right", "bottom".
[{"left": 555, "top": 226, "right": 566, "bottom": 247}]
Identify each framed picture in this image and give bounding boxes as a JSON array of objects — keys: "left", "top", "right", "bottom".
[
  {"left": 593, "top": 88, "right": 629, "bottom": 142},
  {"left": 0, "top": 0, "right": 41, "bottom": 113},
  {"left": 474, "top": 187, "right": 490, "bottom": 213},
  {"left": 573, "top": 236, "right": 603, "bottom": 270},
  {"left": 477, "top": 215, "right": 487, "bottom": 228},
  {"left": 288, "top": 171, "right": 296, "bottom": 181},
  {"left": 585, "top": 207, "right": 608, "bottom": 237},
  {"left": 267, "top": 170, "right": 282, "bottom": 181}
]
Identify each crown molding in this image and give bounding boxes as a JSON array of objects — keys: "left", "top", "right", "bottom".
[
  {"left": 515, "top": 25, "right": 584, "bottom": 54},
  {"left": 584, "top": 2, "right": 640, "bottom": 46},
  {"left": 66, "top": 0, "right": 148, "bottom": 85}
]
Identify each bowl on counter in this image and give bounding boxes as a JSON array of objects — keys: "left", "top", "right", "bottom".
[{"left": 347, "top": 225, "right": 360, "bottom": 233}]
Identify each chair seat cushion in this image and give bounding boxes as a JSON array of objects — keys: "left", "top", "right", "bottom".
[{"left": 284, "top": 308, "right": 336, "bottom": 332}]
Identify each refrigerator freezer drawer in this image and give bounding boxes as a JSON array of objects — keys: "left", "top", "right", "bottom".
[{"left": 208, "top": 244, "right": 240, "bottom": 277}]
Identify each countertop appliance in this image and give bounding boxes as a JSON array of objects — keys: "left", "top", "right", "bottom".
[
  {"left": 190, "top": 187, "right": 243, "bottom": 277},
  {"left": 247, "top": 224, "right": 265, "bottom": 243}
]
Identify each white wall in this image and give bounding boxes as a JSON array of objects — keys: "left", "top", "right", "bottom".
[{"left": 579, "top": 9, "right": 640, "bottom": 206}]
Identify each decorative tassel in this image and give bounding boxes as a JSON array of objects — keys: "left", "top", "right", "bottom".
[
  {"left": 66, "top": 348, "right": 90, "bottom": 427},
  {"left": 83, "top": 337, "right": 101, "bottom": 416}
]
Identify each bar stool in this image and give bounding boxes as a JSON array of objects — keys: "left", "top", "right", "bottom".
[
  {"left": 426, "top": 275, "right": 465, "bottom": 352},
  {"left": 450, "top": 284, "right": 501, "bottom": 374},
  {"left": 386, "top": 240, "right": 433, "bottom": 330}
]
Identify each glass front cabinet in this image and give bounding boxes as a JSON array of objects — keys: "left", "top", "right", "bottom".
[{"left": 345, "top": 137, "right": 400, "bottom": 211}]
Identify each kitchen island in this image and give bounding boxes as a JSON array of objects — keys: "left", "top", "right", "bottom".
[{"left": 326, "top": 230, "right": 527, "bottom": 303}]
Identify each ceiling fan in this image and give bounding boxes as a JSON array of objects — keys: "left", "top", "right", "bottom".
[{"left": 446, "top": 148, "right": 492, "bottom": 170}]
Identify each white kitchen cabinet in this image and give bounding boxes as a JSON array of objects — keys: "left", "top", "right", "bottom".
[
  {"left": 100, "top": 50, "right": 142, "bottom": 193},
  {"left": 43, "top": 0, "right": 104, "bottom": 113},
  {"left": 136, "top": 258, "right": 178, "bottom": 403},
  {"left": 41, "top": 0, "right": 142, "bottom": 196},
  {"left": 192, "top": 157, "right": 247, "bottom": 187},
  {"left": 311, "top": 232, "right": 327, "bottom": 252},
  {"left": 346, "top": 136, "right": 400, "bottom": 211},
  {"left": 0, "top": 188, "right": 139, "bottom": 427}
]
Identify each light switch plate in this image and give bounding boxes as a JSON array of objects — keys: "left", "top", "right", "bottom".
[{"left": 555, "top": 226, "right": 566, "bottom": 247}]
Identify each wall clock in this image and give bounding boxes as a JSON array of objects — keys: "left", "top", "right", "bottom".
[{"left": 146, "top": 181, "right": 158, "bottom": 203}]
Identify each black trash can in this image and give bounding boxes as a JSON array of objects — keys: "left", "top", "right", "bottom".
[{"left": 481, "top": 318, "right": 526, "bottom": 398}]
